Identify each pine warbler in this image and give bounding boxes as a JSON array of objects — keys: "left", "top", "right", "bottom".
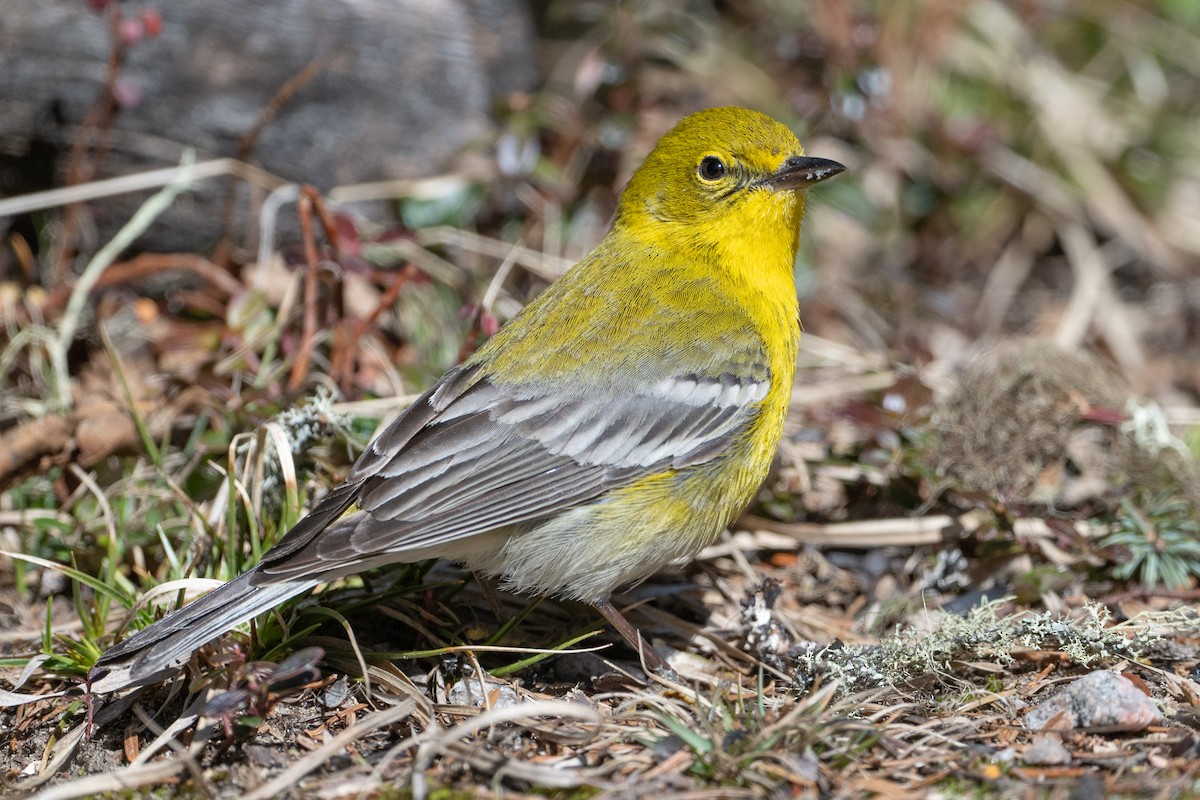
[{"left": 92, "top": 107, "right": 843, "bottom": 689}]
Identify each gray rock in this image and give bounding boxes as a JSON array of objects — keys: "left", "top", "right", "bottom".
[
  {"left": 0, "top": 0, "right": 536, "bottom": 253},
  {"left": 1022, "top": 733, "right": 1072, "bottom": 765},
  {"left": 1025, "top": 670, "right": 1160, "bottom": 733}
]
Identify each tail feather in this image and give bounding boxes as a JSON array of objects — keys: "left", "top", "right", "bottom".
[{"left": 90, "top": 570, "right": 317, "bottom": 693}]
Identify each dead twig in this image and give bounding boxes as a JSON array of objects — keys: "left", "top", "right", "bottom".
[{"left": 740, "top": 514, "right": 958, "bottom": 547}]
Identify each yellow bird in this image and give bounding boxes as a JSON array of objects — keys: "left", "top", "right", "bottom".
[{"left": 91, "top": 107, "right": 843, "bottom": 690}]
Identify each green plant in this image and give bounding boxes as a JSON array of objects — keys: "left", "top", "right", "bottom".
[
  {"left": 639, "top": 681, "right": 839, "bottom": 791},
  {"left": 1101, "top": 493, "right": 1200, "bottom": 589}
]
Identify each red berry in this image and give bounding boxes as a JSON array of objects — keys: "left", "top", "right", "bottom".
[
  {"left": 481, "top": 312, "right": 500, "bottom": 337},
  {"left": 142, "top": 8, "right": 164, "bottom": 37}
]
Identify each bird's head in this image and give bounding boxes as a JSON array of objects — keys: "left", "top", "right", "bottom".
[{"left": 615, "top": 107, "right": 843, "bottom": 256}]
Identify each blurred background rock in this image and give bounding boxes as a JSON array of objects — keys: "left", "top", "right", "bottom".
[{"left": 0, "top": 0, "right": 536, "bottom": 256}]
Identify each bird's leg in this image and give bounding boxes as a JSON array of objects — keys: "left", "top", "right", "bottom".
[
  {"left": 471, "top": 570, "right": 508, "bottom": 621},
  {"left": 590, "top": 599, "right": 675, "bottom": 678}
]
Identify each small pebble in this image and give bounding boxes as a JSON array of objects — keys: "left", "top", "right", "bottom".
[
  {"left": 448, "top": 677, "right": 519, "bottom": 709},
  {"left": 1023, "top": 733, "right": 1072, "bottom": 765},
  {"left": 322, "top": 675, "right": 351, "bottom": 709},
  {"left": 245, "top": 744, "right": 290, "bottom": 769}
]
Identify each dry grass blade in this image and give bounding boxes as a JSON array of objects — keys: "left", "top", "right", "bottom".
[
  {"left": 20, "top": 690, "right": 148, "bottom": 790},
  {"left": 975, "top": 216, "right": 1049, "bottom": 333},
  {"left": 1053, "top": 222, "right": 1143, "bottom": 373},
  {"left": 26, "top": 692, "right": 213, "bottom": 799},
  {"left": 0, "top": 509, "right": 75, "bottom": 527},
  {"left": 240, "top": 699, "right": 417, "bottom": 800},
  {"left": 46, "top": 153, "right": 198, "bottom": 410},
  {"left": 411, "top": 700, "right": 604, "bottom": 800},
  {"left": 414, "top": 226, "right": 574, "bottom": 282},
  {"left": 0, "top": 158, "right": 284, "bottom": 218},
  {"left": 250, "top": 421, "right": 300, "bottom": 527},
  {"left": 790, "top": 371, "right": 898, "bottom": 407},
  {"left": 29, "top": 742, "right": 211, "bottom": 800},
  {"left": 129, "top": 701, "right": 209, "bottom": 790},
  {"left": 131, "top": 691, "right": 205, "bottom": 765},
  {"left": 66, "top": 465, "right": 115, "bottom": 543},
  {"left": 327, "top": 173, "right": 476, "bottom": 205},
  {"left": 115, "top": 578, "right": 224, "bottom": 629},
  {"left": 796, "top": 334, "right": 890, "bottom": 370},
  {"left": 742, "top": 514, "right": 955, "bottom": 547}
]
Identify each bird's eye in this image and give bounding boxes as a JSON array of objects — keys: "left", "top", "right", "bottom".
[{"left": 698, "top": 156, "right": 726, "bottom": 181}]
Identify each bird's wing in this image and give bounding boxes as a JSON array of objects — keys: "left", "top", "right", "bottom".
[
  {"left": 91, "top": 363, "right": 769, "bottom": 688},
  {"left": 256, "top": 362, "right": 770, "bottom": 580}
]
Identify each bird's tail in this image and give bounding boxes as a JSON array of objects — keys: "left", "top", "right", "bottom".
[{"left": 89, "top": 570, "right": 317, "bottom": 693}]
